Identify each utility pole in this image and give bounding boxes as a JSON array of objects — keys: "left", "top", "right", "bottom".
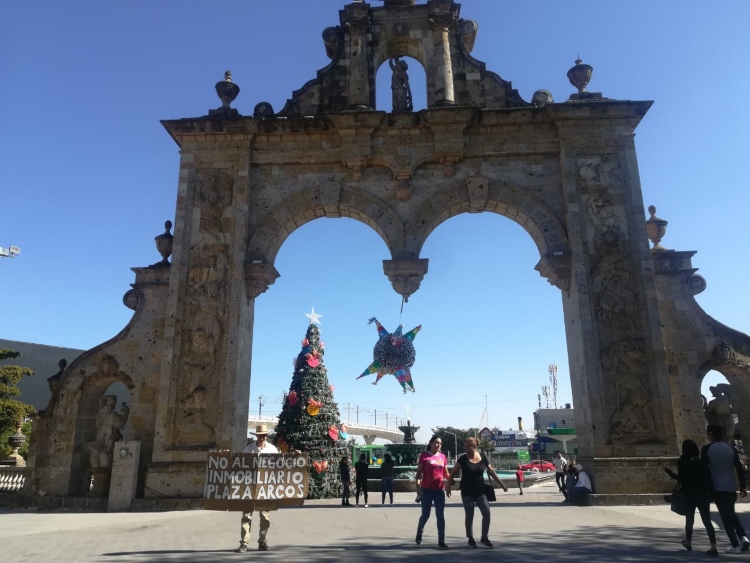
[
  {"left": 386, "top": 412, "right": 389, "bottom": 427},
  {"left": 258, "top": 395, "right": 266, "bottom": 417},
  {"left": 374, "top": 409, "right": 377, "bottom": 426},
  {"left": 356, "top": 405, "right": 359, "bottom": 423},
  {"left": 347, "top": 402, "right": 351, "bottom": 423}
]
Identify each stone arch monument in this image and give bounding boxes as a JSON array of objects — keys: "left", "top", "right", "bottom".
[{"left": 22, "top": 0, "right": 750, "bottom": 507}]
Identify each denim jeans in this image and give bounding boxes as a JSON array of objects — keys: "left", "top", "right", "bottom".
[
  {"left": 417, "top": 487, "right": 446, "bottom": 542},
  {"left": 382, "top": 478, "right": 394, "bottom": 504},
  {"left": 461, "top": 493, "right": 491, "bottom": 540}
]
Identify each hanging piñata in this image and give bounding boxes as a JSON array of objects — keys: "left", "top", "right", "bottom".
[{"left": 356, "top": 317, "right": 421, "bottom": 393}]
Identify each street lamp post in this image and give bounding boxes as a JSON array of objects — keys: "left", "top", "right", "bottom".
[{"left": 0, "top": 246, "right": 21, "bottom": 259}]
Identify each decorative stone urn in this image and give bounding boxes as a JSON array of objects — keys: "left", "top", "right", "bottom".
[
  {"left": 567, "top": 58, "right": 593, "bottom": 93},
  {"left": 646, "top": 205, "right": 669, "bottom": 250},
  {"left": 0, "top": 420, "right": 27, "bottom": 467},
  {"left": 154, "top": 220, "right": 173, "bottom": 266},
  {"left": 209, "top": 71, "right": 240, "bottom": 116}
]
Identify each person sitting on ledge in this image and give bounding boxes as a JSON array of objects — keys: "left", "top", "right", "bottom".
[{"left": 569, "top": 464, "right": 592, "bottom": 506}]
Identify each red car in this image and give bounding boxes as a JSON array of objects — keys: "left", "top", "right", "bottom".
[{"left": 520, "top": 460, "right": 555, "bottom": 473}]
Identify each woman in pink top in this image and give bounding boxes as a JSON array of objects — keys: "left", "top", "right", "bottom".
[{"left": 415, "top": 435, "right": 451, "bottom": 550}]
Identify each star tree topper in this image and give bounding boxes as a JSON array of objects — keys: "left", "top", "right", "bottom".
[{"left": 305, "top": 307, "right": 322, "bottom": 325}]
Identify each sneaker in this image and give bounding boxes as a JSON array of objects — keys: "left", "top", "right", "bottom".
[
  {"left": 364, "top": 504, "right": 368, "bottom": 508},
  {"left": 438, "top": 542, "right": 450, "bottom": 550},
  {"left": 467, "top": 538, "right": 477, "bottom": 548},
  {"left": 681, "top": 540, "right": 692, "bottom": 552},
  {"left": 480, "top": 537, "right": 494, "bottom": 548},
  {"left": 258, "top": 542, "right": 269, "bottom": 551},
  {"left": 742, "top": 537, "right": 750, "bottom": 552},
  {"left": 235, "top": 544, "right": 248, "bottom": 553},
  {"left": 725, "top": 545, "right": 741, "bottom": 554},
  {"left": 416, "top": 530, "right": 422, "bottom": 545},
  {"left": 707, "top": 547, "right": 718, "bottom": 556}
]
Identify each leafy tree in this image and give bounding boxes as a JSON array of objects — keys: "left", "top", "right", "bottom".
[
  {"left": 0, "top": 349, "right": 35, "bottom": 458},
  {"left": 431, "top": 426, "right": 478, "bottom": 461},
  {"left": 274, "top": 323, "right": 349, "bottom": 499}
]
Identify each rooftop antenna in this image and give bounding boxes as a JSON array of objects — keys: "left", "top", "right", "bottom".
[
  {"left": 548, "top": 363, "right": 558, "bottom": 409},
  {"left": 542, "top": 385, "right": 550, "bottom": 409}
]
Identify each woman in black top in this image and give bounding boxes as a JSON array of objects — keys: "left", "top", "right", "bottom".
[
  {"left": 339, "top": 456, "right": 351, "bottom": 506},
  {"left": 381, "top": 453, "right": 395, "bottom": 505},
  {"left": 448, "top": 437, "right": 508, "bottom": 548},
  {"left": 664, "top": 439, "right": 717, "bottom": 555}
]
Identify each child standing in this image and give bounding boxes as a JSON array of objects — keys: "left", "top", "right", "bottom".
[{"left": 515, "top": 465, "right": 525, "bottom": 495}]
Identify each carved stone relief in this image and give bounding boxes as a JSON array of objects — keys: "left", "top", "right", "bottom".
[
  {"left": 174, "top": 239, "right": 230, "bottom": 445},
  {"left": 196, "top": 170, "right": 234, "bottom": 235}
]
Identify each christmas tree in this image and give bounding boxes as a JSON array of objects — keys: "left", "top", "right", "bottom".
[{"left": 274, "top": 312, "right": 349, "bottom": 499}]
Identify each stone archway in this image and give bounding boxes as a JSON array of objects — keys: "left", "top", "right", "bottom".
[{"left": 23, "top": 0, "right": 750, "bottom": 507}]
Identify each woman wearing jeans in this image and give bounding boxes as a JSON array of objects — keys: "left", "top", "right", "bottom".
[
  {"left": 448, "top": 437, "right": 508, "bottom": 548},
  {"left": 415, "top": 435, "right": 451, "bottom": 549}
]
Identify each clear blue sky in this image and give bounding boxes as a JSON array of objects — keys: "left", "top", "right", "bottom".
[{"left": 2, "top": 1, "right": 748, "bottom": 444}]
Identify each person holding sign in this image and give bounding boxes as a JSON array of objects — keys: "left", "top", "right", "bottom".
[{"left": 235, "top": 424, "right": 278, "bottom": 553}]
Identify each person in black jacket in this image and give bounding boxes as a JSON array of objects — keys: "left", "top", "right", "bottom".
[
  {"left": 664, "top": 439, "right": 717, "bottom": 555},
  {"left": 339, "top": 456, "right": 351, "bottom": 506}
]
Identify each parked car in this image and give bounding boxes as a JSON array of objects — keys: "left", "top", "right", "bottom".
[{"left": 520, "top": 460, "right": 555, "bottom": 473}]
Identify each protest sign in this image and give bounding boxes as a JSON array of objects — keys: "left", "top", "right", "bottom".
[{"left": 203, "top": 452, "right": 309, "bottom": 511}]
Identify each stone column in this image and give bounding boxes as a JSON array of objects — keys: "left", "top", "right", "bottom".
[
  {"left": 428, "top": 2, "right": 457, "bottom": 108},
  {"left": 343, "top": 3, "right": 372, "bottom": 110},
  {"left": 557, "top": 121, "right": 678, "bottom": 497},
  {"left": 146, "top": 142, "right": 254, "bottom": 497}
]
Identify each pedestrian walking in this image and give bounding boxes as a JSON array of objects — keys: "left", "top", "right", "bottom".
[
  {"left": 415, "top": 435, "right": 451, "bottom": 550},
  {"left": 447, "top": 437, "right": 508, "bottom": 548},
  {"left": 702, "top": 424, "right": 749, "bottom": 554},
  {"left": 381, "top": 453, "right": 395, "bottom": 505},
  {"left": 664, "top": 439, "right": 717, "bottom": 555},
  {"left": 515, "top": 465, "right": 525, "bottom": 495},
  {"left": 339, "top": 456, "right": 352, "bottom": 506},
  {"left": 354, "top": 453, "right": 369, "bottom": 507}
]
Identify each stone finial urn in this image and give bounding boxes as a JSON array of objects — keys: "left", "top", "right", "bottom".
[
  {"left": 646, "top": 205, "right": 669, "bottom": 250},
  {"left": 209, "top": 71, "right": 241, "bottom": 116},
  {"left": 154, "top": 220, "right": 173, "bottom": 265},
  {"left": 1, "top": 420, "right": 27, "bottom": 467},
  {"left": 567, "top": 58, "right": 593, "bottom": 93},
  {"left": 216, "top": 71, "right": 240, "bottom": 108}
]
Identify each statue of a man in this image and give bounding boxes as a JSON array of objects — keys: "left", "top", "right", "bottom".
[
  {"left": 704, "top": 384, "right": 735, "bottom": 445},
  {"left": 389, "top": 57, "right": 413, "bottom": 112},
  {"left": 89, "top": 395, "right": 130, "bottom": 468}
]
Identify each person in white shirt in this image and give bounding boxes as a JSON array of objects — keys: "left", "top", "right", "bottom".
[
  {"left": 569, "top": 464, "right": 592, "bottom": 506},
  {"left": 235, "top": 424, "right": 278, "bottom": 553},
  {"left": 553, "top": 453, "right": 568, "bottom": 495}
]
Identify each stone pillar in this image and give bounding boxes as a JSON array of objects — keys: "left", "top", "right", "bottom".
[
  {"left": 343, "top": 3, "right": 372, "bottom": 110},
  {"left": 557, "top": 125, "right": 678, "bottom": 496},
  {"left": 146, "top": 144, "right": 254, "bottom": 497},
  {"left": 428, "top": 2, "right": 457, "bottom": 108},
  {"left": 108, "top": 441, "right": 141, "bottom": 512}
]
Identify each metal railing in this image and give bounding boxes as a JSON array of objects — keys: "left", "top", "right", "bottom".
[{"left": 0, "top": 467, "right": 26, "bottom": 492}]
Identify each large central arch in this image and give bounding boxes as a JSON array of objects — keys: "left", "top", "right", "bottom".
[{"left": 23, "top": 0, "right": 750, "bottom": 508}]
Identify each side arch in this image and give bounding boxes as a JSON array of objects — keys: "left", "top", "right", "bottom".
[
  {"left": 247, "top": 186, "right": 405, "bottom": 263},
  {"left": 403, "top": 179, "right": 570, "bottom": 260}
]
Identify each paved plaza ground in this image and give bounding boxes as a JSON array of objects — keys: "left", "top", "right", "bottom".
[{"left": 2, "top": 480, "right": 749, "bottom": 562}]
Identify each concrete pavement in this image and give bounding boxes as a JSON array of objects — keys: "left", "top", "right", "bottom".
[{"left": 2, "top": 481, "right": 746, "bottom": 562}]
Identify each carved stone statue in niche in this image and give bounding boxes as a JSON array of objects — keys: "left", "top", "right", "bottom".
[
  {"left": 389, "top": 57, "right": 413, "bottom": 112},
  {"left": 88, "top": 394, "right": 129, "bottom": 469},
  {"left": 704, "top": 384, "right": 736, "bottom": 445}
]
